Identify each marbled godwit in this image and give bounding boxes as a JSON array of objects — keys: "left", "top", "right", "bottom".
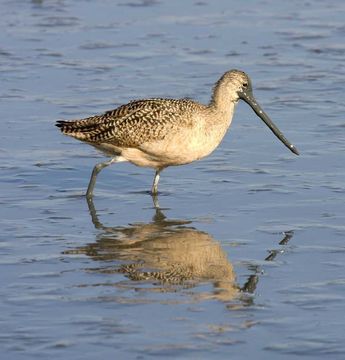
[{"left": 56, "top": 69, "right": 299, "bottom": 198}]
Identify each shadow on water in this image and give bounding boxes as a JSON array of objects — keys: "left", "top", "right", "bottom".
[{"left": 64, "top": 197, "right": 294, "bottom": 304}]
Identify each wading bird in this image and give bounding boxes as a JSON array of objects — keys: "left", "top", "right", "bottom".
[{"left": 56, "top": 70, "right": 299, "bottom": 198}]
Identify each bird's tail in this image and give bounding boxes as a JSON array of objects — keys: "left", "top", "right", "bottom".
[{"left": 56, "top": 116, "right": 109, "bottom": 141}]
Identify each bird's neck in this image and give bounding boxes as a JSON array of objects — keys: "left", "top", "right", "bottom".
[
  {"left": 208, "top": 82, "right": 238, "bottom": 121},
  {"left": 208, "top": 93, "right": 237, "bottom": 127}
]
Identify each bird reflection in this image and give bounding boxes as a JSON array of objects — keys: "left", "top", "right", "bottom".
[{"left": 64, "top": 197, "right": 294, "bottom": 303}]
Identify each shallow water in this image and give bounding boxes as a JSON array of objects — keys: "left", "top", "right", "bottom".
[{"left": 1, "top": 0, "right": 345, "bottom": 358}]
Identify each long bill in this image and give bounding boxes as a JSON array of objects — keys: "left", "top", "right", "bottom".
[{"left": 238, "top": 90, "right": 299, "bottom": 155}]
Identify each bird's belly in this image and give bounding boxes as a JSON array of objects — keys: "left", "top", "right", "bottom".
[
  {"left": 130, "top": 128, "right": 226, "bottom": 168},
  {"left": 89, "top": 121, "right": 229, "bottom": 170},
  {"left": 88, "top": 142, "right": 123, "bottom": 157}
]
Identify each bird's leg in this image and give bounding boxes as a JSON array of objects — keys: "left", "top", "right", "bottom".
[
  {"left": 86, "top": 158, "right": 117, "bottom": 199},
  {"left": 86, "top": 194, "right": 103, "bottom": 229},
  {"left": 151, "top": 169, "right": 161, "bottom": 195},
  {"left": 151, "top": 192, "right": 160, "bottom": 209}
]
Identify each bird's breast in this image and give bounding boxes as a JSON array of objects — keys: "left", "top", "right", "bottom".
[{"left": 135, "top": 115, "right": 233, "bottom": 167}]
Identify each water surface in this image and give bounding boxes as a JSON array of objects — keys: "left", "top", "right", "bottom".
[{"left": 1, "top": 0, "right": 345, "bottom": 358}]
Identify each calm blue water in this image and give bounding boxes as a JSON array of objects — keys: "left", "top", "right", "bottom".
[{"left": 1, "top": 0, "right": 345, "bottom": 359}]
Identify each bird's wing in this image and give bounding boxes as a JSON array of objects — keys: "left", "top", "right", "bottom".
[{"left": 56, "top": 98, "right": 197, "bottom": 147}]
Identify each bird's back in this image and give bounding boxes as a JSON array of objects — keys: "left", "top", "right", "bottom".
[{"left": 56, "top": 98, "right": 203, "bottom": 148}]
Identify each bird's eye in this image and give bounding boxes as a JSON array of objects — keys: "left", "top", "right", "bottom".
[{"left": 243, "top": 83, "right": 248, "bottom": 88}]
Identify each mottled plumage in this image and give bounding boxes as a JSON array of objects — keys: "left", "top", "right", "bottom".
[
  {"left": 56, "top": 98, "right": 200, "bottom": 147},
  {"left": 56, "top": 69, "right": 299, "bottom": 198}
]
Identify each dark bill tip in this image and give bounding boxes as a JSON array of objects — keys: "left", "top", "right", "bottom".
[{"left": 289, "top": 144, "right": 300, "bottom": 156}]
